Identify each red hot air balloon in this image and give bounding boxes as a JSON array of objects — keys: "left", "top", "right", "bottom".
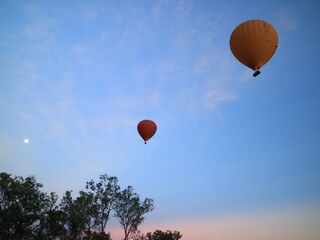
[{"left": 137, "top": 120, "right": 157, "bottom": 144}]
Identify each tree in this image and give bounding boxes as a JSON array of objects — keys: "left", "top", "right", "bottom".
[
  {"left": 113, "top": 186, "right": 154, "bottom": 240},
  {"left": 76, "top": 189, "right": 112, "bottom": 240},
  {"left": 77, "top": 190, "right": 98, "bottom": 236},
  {"left": 59, "top": 174, "right": 120, "bottom": 240},
  {"left": 85, "top": 174, "right": 120, "bottom": 235},
  {"left": 0, "top": 172, "right": 51, "bottom": 239},
  {"left": 60, "top": 190, "right": 87, "bottom": 240},
  {"left": 35, "top": 192, "right": 66, "bottom": 239},
  {"left": 1, "top": 171, "right": 161, "bottom": 240},
  {"left": 146, "top": 230, "right": 182, "bottom": 240},
  {"left": 131, "top": 230, "right": 183, "bottom": 240},
  {"left": 131, "top": 230, "right": 147, "bottom": 240}
]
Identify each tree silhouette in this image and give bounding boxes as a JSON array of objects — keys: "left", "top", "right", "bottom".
[
  {"left": 113, "top": 186, "right": 154, "bottom": 240},
  {"left": 60, "top": 190, "right": 87, "bottom": 239},
  {"left": 0, "top": 172, "right": 180, "bottom": 240},
  {"left": 146, "top": 230, "right": 183, "bottom": 240},
  {"left": 0, "top": 172, "right": 61, "bottom": 239},
  {"left": 85, "top": 174, "right": 120, "bottom": 234}
]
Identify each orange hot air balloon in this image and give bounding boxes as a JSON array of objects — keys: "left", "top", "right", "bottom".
[
  {"left": 230, "top": 19, "right": 278, "bottom": 77},
  {"left": 137, "top": 120, "right": 157, "bottom": 144}
]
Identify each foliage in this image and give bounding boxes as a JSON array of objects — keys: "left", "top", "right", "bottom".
[
  {"left": 146, "top": 230, "right": 182, "bottom": 240},
  {"left": 113, "top": 186, "right": 154, "bottom": 240},
  {"left": 60, "top": 190, "right": 87, "bottom": 239},
  {"left": 0, "top": 172, "right": 65, "bottom": 239},
  {"left": 0, "top": 172, "right": 177, "bottom": 240},
  {"left": 85, "top": 174, "right": 120, "bottom": 234},
  {"left": 132, "top": 230, "right": 183, "bottom": 240},
  {"left": 35, "top": 192, "right": 67, "bottom": 239}
]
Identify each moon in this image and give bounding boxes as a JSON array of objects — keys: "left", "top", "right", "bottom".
[{"left": 24, "top": 138, "right": 29, "bottom": 144}]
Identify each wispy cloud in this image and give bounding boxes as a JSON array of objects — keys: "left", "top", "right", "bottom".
[
  {"left": 92, "top": 114, "right": 137, "bottom": 134},
  {"left": 276, "top": 8, "right": 298, "bottom": 31},
  {"left": 203, "top": 88, "right": 236, "bottom": 108},
  {"left": 19, "top": 111, "right": 33, "bottom": 120}
]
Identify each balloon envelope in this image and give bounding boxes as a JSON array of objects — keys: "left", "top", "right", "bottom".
[
  {"left": 230, "top": 19, "right": 278, "bottom": 74},
  {"left": 137, "top": 120, "right": 157, "bottom": 144}
]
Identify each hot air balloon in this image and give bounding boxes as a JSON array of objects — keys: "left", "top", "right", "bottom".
[
  {"left": 137, "top": 120, "right": 157, "bottom": 144},
  {"left": 230, "top": 19, "right": 278, "bottom": 77}
]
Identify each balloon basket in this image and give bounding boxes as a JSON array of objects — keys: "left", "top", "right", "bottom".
[{"left": 253, "top": 70, "right": 261, "bottom": 77}]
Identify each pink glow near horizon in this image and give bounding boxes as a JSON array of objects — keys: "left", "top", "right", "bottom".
[{"left": 108, "top": 204, "right": 320, "bottom": 240}]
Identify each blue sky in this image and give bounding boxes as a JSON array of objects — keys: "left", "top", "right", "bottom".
[{"left": 1, "top": 0, "right": 320, "bottom": 239}]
